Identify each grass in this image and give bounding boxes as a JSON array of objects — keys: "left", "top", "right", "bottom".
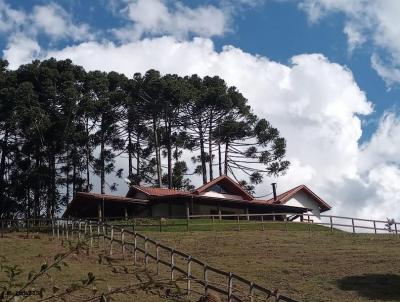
[
  {"left": 144, "top": 229, "right": 400, "bottom": 302},
  {"left": 0, "top": 232, "right": 190, "bottom": 302},
  {"left": 108, "top": 218, "right": 340, "bottom": 233},
  {"left": 1, "top": 224, "right": 399, "bottom": 301}
]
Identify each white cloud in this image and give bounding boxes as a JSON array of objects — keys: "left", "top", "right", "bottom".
[
  {"left": 299, "top": 0, "right": 400, "bottom": 86},
  {"left": 38, "top": 36, "right": 400, "bottom": 220},
  {"left": 0, "top": 0, "right": 26, "bottom": 33},
  {"left": 113, "top": 0, "right": 229, "bottom": 41},
  {"left": 2, "top": 0, "right": 400, "bottom": 221},
  {"left": 31, "top": 3, "right": 92, "bottom": 41},
  {"left": 3, "top": 33, "right": 41, "bottom": 69}
]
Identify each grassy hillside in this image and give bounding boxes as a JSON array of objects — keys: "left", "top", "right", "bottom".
[
  {"left": 0, "top": 233, "right": 188, "bottom": 302},
  {"left": 1, "top": 228, "right": 399, "bottom": 301},
  {"left": 146, "top": 229, "right": 400, "bottom": 302}
]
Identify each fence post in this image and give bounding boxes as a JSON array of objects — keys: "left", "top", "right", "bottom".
[
  {"left": 52, "top": 220, "right": 55, "bottom": 238},
  {"left": 330, "top": 216, "right": 333, "bottom": 233},
  {"left": 203, "top": 264, "right": 208, "bottom": 296},
  {"left": 144, "top": 237, "right": 148, "bottom": 270},
  {"left": 26, "top": 219, "right": 29, "bottom": 239},
  {"left": 228, "top": 272, "right": 233, "bottom": 301},
  {"left": 57, "top": 221, "right": 60, "bottom": 240},
  {"left": 109, "top": 226, "right": 114, "bottom": 255},
  {"left": 97, "top": 224, "right": 100, "bottom": 247},
  {"left": 285, "top": 217, "right": 288, "bottom": 232},
  {"left": 352, "top": 218, "right": 355, "bottom": 234},
  {"left": 374, "top": 221, "right": 377, "bottom": 234},
  {"left": 89, "top": 224, "right": 93, "bottom": 247},
  {"left": 212, "top": 216, "right": 215, "bottom": 231},
  {"left": 395, "top": 221, "right": 398, "bottom": 235},
  {"left": 66, "top": 221, "right": 69, "bottom": 239},
  {"left": 171, "top": 249, "right": 175, "bottom": 280},
  {"left": 261, "top": 215, "right": 264, "bottom": 231},
  {"left": 156, "top": 244, "right": 160, "bottom": 275},
  {"left": 102, "top": 225, "right": 106, "bottom": 249},
  {"left": 121, "top": 228, "right": 125, "bottom": 259},
  {"left": 249, "top": 282, "right": 254, "bottom": 302},
  {"left": 132, "top": 232, "right": 137, "bottom": 266},
  {"left": 159, "top": 217, "right": 162, "bottom": 232},
  {"left": 237, "top": 215, "right": 240, "bottom": 231},
  {"left": 187, "top": 256, "right": 191, "bottom": 295}
]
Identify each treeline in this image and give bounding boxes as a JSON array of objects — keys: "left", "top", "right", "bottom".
[{"left": 0, "top": 58, "right": 289, "bottom": 218}]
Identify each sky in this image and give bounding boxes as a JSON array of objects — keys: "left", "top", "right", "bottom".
[{"left": 1, "top": 0, "right": 400, "bottom": 220}]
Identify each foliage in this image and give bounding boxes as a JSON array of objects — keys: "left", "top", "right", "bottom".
[{"left": 0, "top": 58, "right": 290, "bottom": 218}]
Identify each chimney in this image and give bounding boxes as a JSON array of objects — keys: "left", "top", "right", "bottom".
[{"left": 271, "top": 183, "right": 277, "bottom": 202}]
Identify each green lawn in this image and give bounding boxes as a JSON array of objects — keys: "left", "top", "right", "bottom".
[
  {"left": 0, "top": 233, "right": 190, "bottom": 302},
  {"left": 108, "top": 218, "right": 340, "bottom": 233},
  {"left": 1, "top": 225, "right": 399, "bottom": 302},
  {"left": 144, "top": 229, "right": 400, "bottom": 302}
]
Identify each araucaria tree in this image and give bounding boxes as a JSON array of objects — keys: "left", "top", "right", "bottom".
[{"left": 0, "top": 58, "right": 290, "bottom": 218}]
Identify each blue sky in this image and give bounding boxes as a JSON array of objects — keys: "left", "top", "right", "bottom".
[{"left": 1, "top": 0, "right": 400, "bottom": 219}]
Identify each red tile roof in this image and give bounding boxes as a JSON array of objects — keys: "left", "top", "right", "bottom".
[
  {"left": 131, "top": 186, "right": 191, "bottom": 197},
  {"left": 193, "top": 175, "right": 254, "bottom": 200},
  {"left": 260, "top": 185, "right": 331, "bottom": 212},
  {"left": 127, "top": 176, "right": 330, "bottom": 212}
]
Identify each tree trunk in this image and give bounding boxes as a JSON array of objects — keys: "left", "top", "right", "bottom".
[
  {"left": 33, "top": 145, "right": 40, "bottom": 219},
  {"left": 72, "top": 158, "right": 76, "bottom": 199},
  {"left": 224, "top": 142, "right": 229, "bottom": 175},
  {"left": 136, "top": 132, "right": 140, "bottom": 184},
  {"left": 85, "top": 116, "right": 90, "bottom": 192},
  {"left": 208, "top": 117, "right": 213, "bottom": 181},
  {"left": 47, "top": 150, "right": 56, "bottom": 219},
  {"left": 166, "top": 121, "right": 172, "bottom": 189},
  {"left": 218, "top": 142, "right": 222, "bottom": 176},
  {"left": 128, "top": 130, "right": 133, "bottom": 179},
  {"left": 199, "top": 121, "right": 207, "bottom": 184},
  {"left": 153, "top": 117, "right": 162, "bottom": 187},
  {"left": 0, "top": 129, "right": 9, "bottom": 203},
  {"left": 100, "top": 139, "right": 105, "bottom": 194},
  {"left": 65, "top": 149, "right": 70, "bottom": 205}
]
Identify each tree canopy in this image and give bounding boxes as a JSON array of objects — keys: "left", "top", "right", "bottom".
[{"left": 0, "top": 58, "right": 290, "bottom": 218}]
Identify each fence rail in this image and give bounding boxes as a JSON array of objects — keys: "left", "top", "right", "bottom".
[
  {"left": 186, "top": 213, "right": 398, "bottom": 234},
  {"left": 0, "top": 212, "right": 398, "bottom": 235},
  {"left": 0, "top": 218, "right": 296, "bottom": 302}
]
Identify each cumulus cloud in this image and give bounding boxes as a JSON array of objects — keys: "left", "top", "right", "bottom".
[
  {"left": 299, "top": 0, "right": 400, "bottom": 86},
  {"left": 0, "top": 0, "right": 26, "bottom": 33},
  {"left": 31, "top": 3, "right": 92, "bottom": 41},
  {"left": 39, "top": 36, "right": 400, "bottom": 220},
  {"left": 0, "top": 1, "right": 92, "bottom": 66},
  {"left": 113, "top": 0, "right": 229, "bottom": 41},
  {"left": 3, "top": 33, "right": 41, "bottom": 69},
  {"left": 2, "top": 0, "right": 400, "bottom": 220}
]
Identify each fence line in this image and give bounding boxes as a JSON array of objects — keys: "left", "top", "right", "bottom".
[
  {"left": 186, "top": 213, "right": 398, "bottom": 234},
  {"left": 0, "top": 218, "right": 297, "bottom": 302},
  {"left": 0, "top": 213, "right": 398, "bottom": 236},
  {"left": 92, "top": 221, "right": 296, "bottom": 302}
]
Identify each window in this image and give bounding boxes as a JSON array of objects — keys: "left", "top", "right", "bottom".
[{"left": 210, "top": 184, "right": 228, "bottom": 194}]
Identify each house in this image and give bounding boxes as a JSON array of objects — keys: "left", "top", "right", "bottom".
[{"left": 63, "top": 175, "right": 331, "bottom": 221}]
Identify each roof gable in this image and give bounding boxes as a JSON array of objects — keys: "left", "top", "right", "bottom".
[
  {"left": 126, "top": 186, "right": 190, "bottom": 198},
  {"left": 263, "top": 185, "right": 331, "bottom": 212},
  {"left": 193, "top": 175, "right": 254, "bottom": 201}
]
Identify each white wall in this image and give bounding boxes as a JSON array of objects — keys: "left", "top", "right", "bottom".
[
  {"left": 193, "top": 203, "right": 246, "bottom": 215},
  {"left": 201, "top": 191, "right": 244, "bottom": 200},
  {"left": 285, "top": 191, "right": 322, "bottom": 223}
]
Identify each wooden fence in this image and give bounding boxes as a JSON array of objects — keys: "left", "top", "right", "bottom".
[
  {"left": 0, "top": 218, "right": 296, "bottom": 302},
  {"left": 186, "top": 213, "right": 398, "bottom": 234}
]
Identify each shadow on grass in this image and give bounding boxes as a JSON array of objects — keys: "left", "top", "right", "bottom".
[{"left": 337, "top": 274, "right": 400, "bottom": 300}]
